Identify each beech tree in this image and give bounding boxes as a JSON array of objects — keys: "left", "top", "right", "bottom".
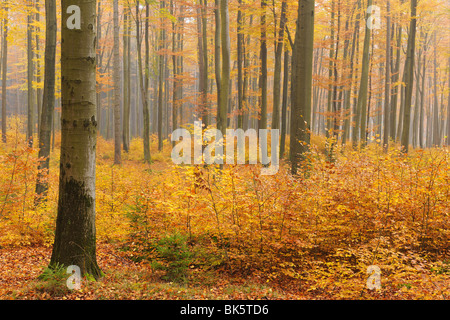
[
  {"left": 50, "top": 0, "right": 102, "bottom": 278},
  {"left": 354, "top": 0, "right": 373, "bottom": 148},
  {"left": 1, "top": 0, "right": 8, "bottom": 143},
  {"left": 400, "top": 0, "right": 417, "bottom": 153},
  {"left": 27, "top": 1, "right": 34, "bottom": 147},
  {"left": 290, "top": 0, "right": 314, "bottom": 175},
  {"left": 113, "top": 0, "right": 121, "bottom": 164},
  {"left": 36, "top": 0, "right": 57, "bottom": 198}
]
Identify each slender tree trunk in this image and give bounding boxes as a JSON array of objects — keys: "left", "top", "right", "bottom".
[
  {"left": 290, "top": 0, "right": 314, "bottom": 175},
  {"left": 1, "top": 2, "right": 7, "bottom": 144},
  {"left": 214, "top": 0, "right": 222, "bottom": 130},
  {"left": 383, "top": 0, "right": 391, "bottom": 151},
  {"left": 123, "top": 7, "right": 131, "bottom": 153},
  {"left": 345, "top": 0, "right": 361, "bottom": 146},
  {"left": 397, "top": 63, "right": 406, "bottom": 141},
  {"left": 258, "top": 0, "right": 267, "bottom": 131},
  {"left": 158, "top": 0, "right": 166, "bottom": 151},
  {"left": 413, "top": 41, "right": 422, "bottom": 148},
  {"left": 35, "top": 0, "right": 42, "bottom": 135},
  {"left": 27, "top": 3, "right": 34, "bottom": 147},
  {"left": 447, "top": 57, "right": 450, "bottom": 146},
  {"left": 218, "top": 0, "right": 230, "bottom": 135},
  {"left": 390, "top": 23, "right": 402, "bottom": 140},
  {"left": 280, "top": 50, "right": 289, "bottom": 158},
  {"left": 432, "top": 32, "right": 440, "bottom": 146},
  {"left": 237, "top": 0, "right": 244, "bottom": 129},
  {"left": 96, "top": 1, "right": 102, "bottom": 137},
  {"left": 177, "top": 5, "right": 184, "bottom": 128},
  {"left": 340, "top": 8, "right": 351, "bottom": 146},
  {"left": 419, "top": 39, "right": 426, "bottom": 149},
  {"left": 400, "top": 0, "right": 417, "bottom": 153},
  {"left": 332, "top": 0, "right": 341, "bottom": 137},
  {"left": 113, "top": 0, "right": 121, "bottom": 164},
  {"left": 197, "top": 0, "right": 208, "bottom": 128},
  {"left": 354, "top": 0, "right": 373, "bottom": 148},
  {"left": 327, "top": 0, "right": 335, "bottom": 141},
  {"left": 35, "top": 0, "right": 57, "bottom": 199},
  {"left": 136, "top": 1, "right": 151, "bottom": 162},
  {"left": 171, "top": 0, "right": 178, "bottom": 141},
  {"left": 350, "top": 1, "right": 361, "bottom": 145},
  {"left": 51, "top": 0, "right": 102, "bottom": 279},
  {"left": 272, "top": 0, "right": 287, "bottom": 130}
]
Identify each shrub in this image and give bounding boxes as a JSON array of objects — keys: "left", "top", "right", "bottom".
[{"left": 151, "top": 232, "right": 195, "bottom": 283}]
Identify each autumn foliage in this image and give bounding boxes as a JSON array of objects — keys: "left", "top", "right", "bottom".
[{"left": 0, "top": 119, "right": 448, "bottom": 299}]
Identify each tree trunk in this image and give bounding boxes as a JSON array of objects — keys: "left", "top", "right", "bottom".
[
  {"left": 390, "top": 23, "right": 402, "bottom": 140},
  {"left": 123, "top": 7, "right": 131, "bottom": 153},
  {"left": 290, "top": 0, "right": 314, "bottom": 175},
  {"left": 272, "top": 0, "right": 287, "bottom": 130},
  {"left": 113, "top": 0, "right": 121, "bottom": 164},
  {"left": 35, "top": 0, "right": 42, "bottom": 135},
  {"left": 96, "top": 1, "right": 102, "bottom": 137},
  {"left": 197, "top": 0, "right": 208, "bottom": 128},
  {"left": 326, "top": 0, "right": 335, "bottom": 141},
  {"left": 432, "top": 32, "right": 440, "bottom": 146},
  {"left": 345, "top": 0, "right": 361, "bottom": 146},
  {"left": 218, "top": 0, "right": 230, "bottom": 135},
  {"left": 354, "top": 0, "right": 372, "bottom": 148},
  {"left": 1, "top": 1, "right": 7, "bottom": 144},
  {"left": 158, "top": 0, "right": 165, "bottom": 151},
  {"left": 383, "top": 0, "right": 391, "bottom": 151},
  {"left": 35, "top": 0, "right": 57, "bottom": 199},
  {"left": 50, "top": 0, "right": 102, "bottom": 279},
  {"left": 214, "top": 0, "right": 222, "bottom": 130},
  {"left": 400, "top": 0, "right": 417, "bottom": 153},
  {"left": 280, "top": 50, "right": 289, "bottom": 158},
  {"left": 171, "top": 0, "right": 178, "bottom": 140},
  {"left": 258, "top": 0, "right": 268, "bottom": 130},
  {"left": 27, "top": 3, "right": 34, "bottom": 147},
  {"left": 412, "top": 39, "right": 421, "bottom": 148},
  {"left": 419, "top": 37, "right": 427, "bottom": 148},
  {"left": 237, "top": 0, "right": 244, "bottom": 129},
  {"left": 447, "top": 57, "right": 450, "bottom": 146},
  {"left": 136, "top": 1, "right": 151, "bottom": 162}
]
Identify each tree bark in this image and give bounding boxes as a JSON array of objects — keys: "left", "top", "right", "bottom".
[
  {"left": 447, "top": 57, "right": 450, "bottom": 146},
  {"left": 214, "top": 0, "right": 222, "bottom": 130},
  {"left": 50, "top": 0, "right": 102, "bottom": 279},
  {"left": 197, "top": 0, "right": 208, "bottom": 128},
  {"left": 432, "top": 31, "right": 440, "bottom": 146},
  {"left": 400, "top": 0, "right": 417, "bottom": 153},
  {"left": 419, "top": 36, "right": 427, "bottom": 148},
  {"left": 383, "top": 0, "right": 391, "bottom": 151},
  {"left": 237, "top": 0, "right": 244, "bottom": 129},
  {"left": 272, "top": 0, "right": 287, "bottom": 130},
  {"left": 113, "top": 0, "right": 121, "bottom": 164},
  {"left": 280, "top": 50, "right": 289, "bottom": 158},
  {"left": 158, "top": 0, "right": 165, "bottom": 151},
  {"left": 1, "top": 1, "right": 8, "bottom": 144},
  {"left": 290, "top": 0, "right": 314, "bottom": 175},
  {"left": 35, "top": 0, "right": 57, "bottom": 199},
  {"left": 136, "top": 1, "right": 151, "bottom": 162},
  {"left": 218, "top": 0, "right": 230, "bottom": 134},
  {"left": 258, "top": 0, "right": 268, "bottom": 130},
  {"left": 123, "top": 6, "right": 131, "bottom": 153},
  {"left": 390, "top": 23, "right": 402, "bottom": 140},
  {"left": 27, "top": 2, "right": 34, "bottom": 147},
  {"left": 35, "top": 0, "right": 42, "bottom": 135},
  {"left": 354, "top": 0, "right": 372, "bottom": 148}
]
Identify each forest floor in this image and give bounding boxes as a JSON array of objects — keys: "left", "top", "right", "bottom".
[
  {"left": 0, "top": 243, "right": 300, "bottom": 300},
  {"left": 0, "top": 242, "right": 448, "bottom": 300},
  {"left": 0, "top": 131, "right": 449, "bottom": 300}
]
